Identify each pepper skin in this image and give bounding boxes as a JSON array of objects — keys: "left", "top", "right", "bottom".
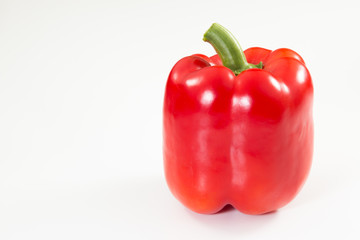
[{"left": 163, "top": 24, "right": 313, "bottom": 215}]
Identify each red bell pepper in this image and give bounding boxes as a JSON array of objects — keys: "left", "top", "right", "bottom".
[{"left": 163, "top": 23, "right": 313, "bottom": 214}]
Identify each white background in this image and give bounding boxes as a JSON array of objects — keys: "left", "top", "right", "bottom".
[{"left": 1, "top": 0, "right": 360, "bottom": 239}]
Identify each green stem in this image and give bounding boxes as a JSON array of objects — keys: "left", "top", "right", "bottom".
[{"left": 203, "top": 23, "right": 262, "bottom": 75}]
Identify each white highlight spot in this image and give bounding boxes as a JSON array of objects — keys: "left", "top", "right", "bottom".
[
  {"left": 296, "top": 68, "right": 306, "bottom": 84},
  {"left": 270, "top": 77, "right": 281, "bottom": 91},
  {"left": 232, "top": 95, "right": 251, "bottom": 110},
  {"left": 281, "top": 83, "right": 290, "bottom": 93},
  {"left": 201, "top": 90, "right": 215, "bottom": 105},
  {"left": 185, "top": 78, "right": 199, "bottom": 87}
]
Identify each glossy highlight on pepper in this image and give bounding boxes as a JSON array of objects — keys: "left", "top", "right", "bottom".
[{"left": 163, "top": 23, "right": 313, "bottom": 215}]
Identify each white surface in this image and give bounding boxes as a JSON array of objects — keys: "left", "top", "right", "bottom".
[{"left": 1, "top": 0, "right": 360, "bottom": 239}]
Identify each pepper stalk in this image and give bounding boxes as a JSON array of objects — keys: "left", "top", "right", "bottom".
[{"left": 203, "top": 23, "right": 262, "bottom": 75}]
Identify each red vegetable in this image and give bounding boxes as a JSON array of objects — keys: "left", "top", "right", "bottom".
[{"left": 163, "top": 23, "right": 313, "bottom": 214}]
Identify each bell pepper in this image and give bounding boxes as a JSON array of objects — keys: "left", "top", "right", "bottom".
[{"left": 163, "top": 23, "right": 313, "bottom": 214}]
